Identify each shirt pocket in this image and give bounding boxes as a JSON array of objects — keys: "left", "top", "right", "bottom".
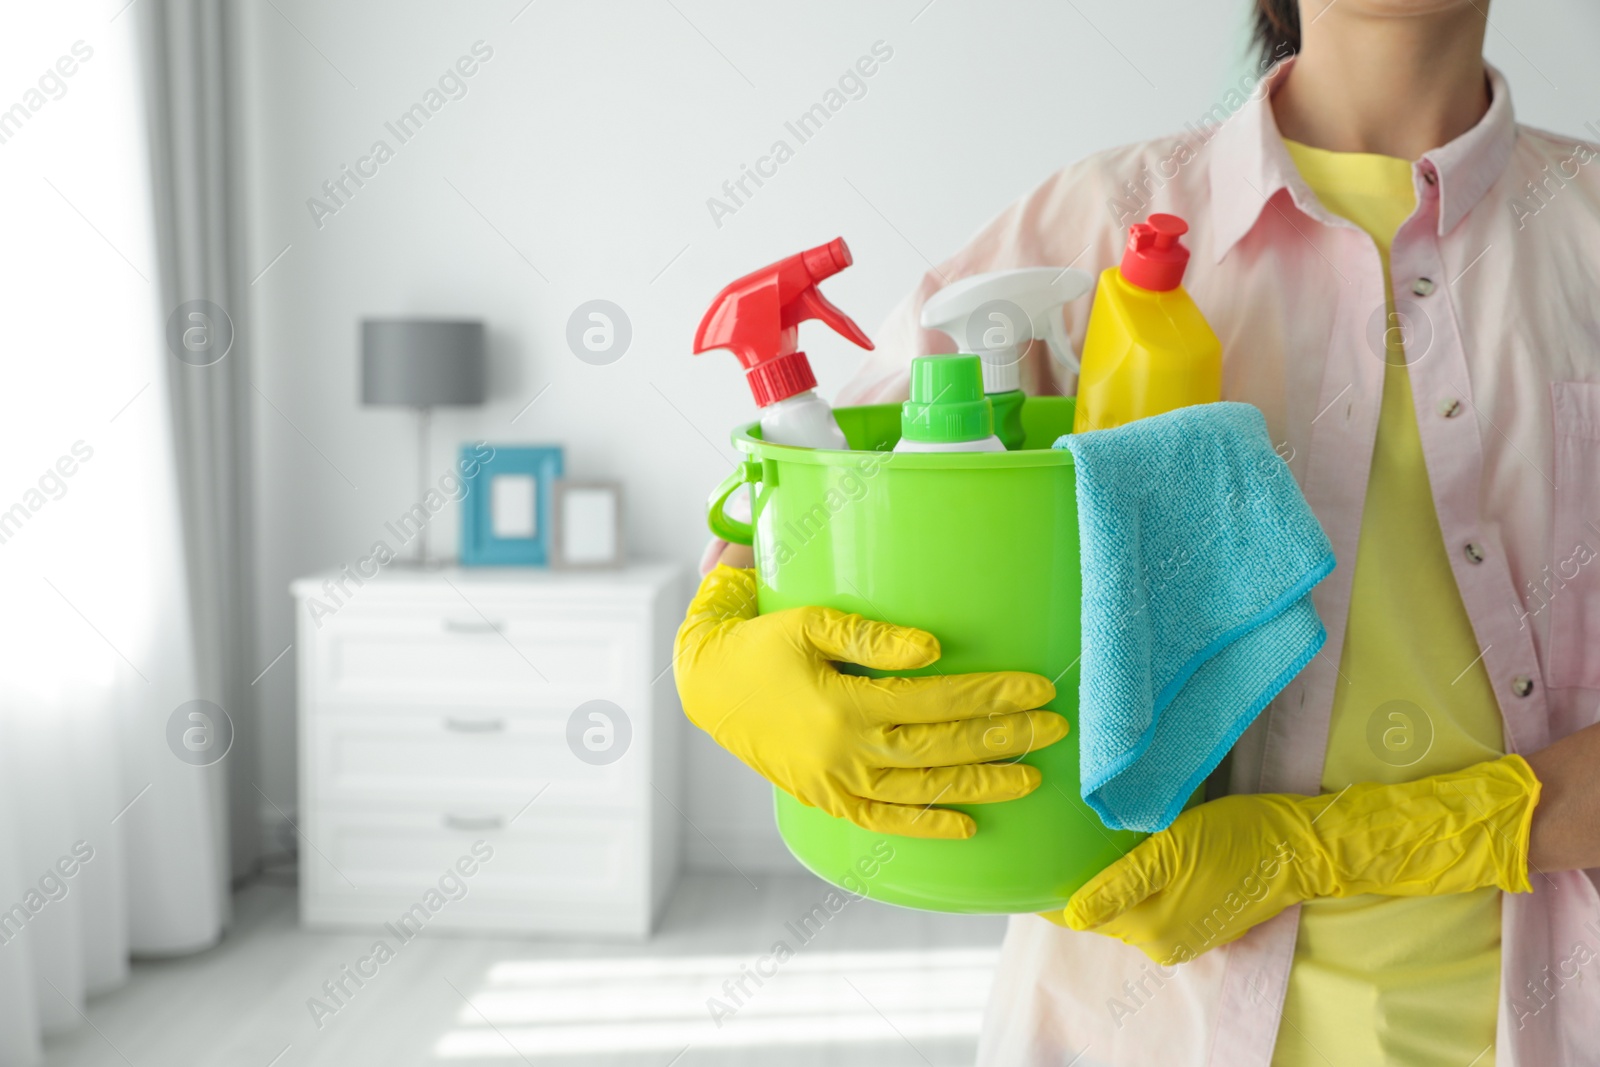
[{"left": 1546, "top": 382, "right": 1600, "bottom": 689}]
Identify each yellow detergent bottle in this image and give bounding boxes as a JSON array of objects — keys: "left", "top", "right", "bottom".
[{"left": 1073, "top": 213, "right": 1221, "bottom": 433}]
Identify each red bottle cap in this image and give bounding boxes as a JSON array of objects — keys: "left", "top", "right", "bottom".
[
  {"left": 746, "top": 351, "right": 818, "bottom": 407},
  {"left": 693, "top": 237, "right": 873, "bottom": 408},
  {"left": 1119, "top": 213, "right": 1191, "bottom": 292}
]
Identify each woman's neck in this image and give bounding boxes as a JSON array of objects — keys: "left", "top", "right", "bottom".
[{"left": 1273, "top": 2, "right": 1490, "bottom": 160}]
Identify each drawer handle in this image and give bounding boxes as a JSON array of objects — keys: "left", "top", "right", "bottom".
[
  {"left": 444, "top": 716, "right": 506, "bottom": 733},
  {"left": 444, "top": 619, "right": 504, "bottom": 635},
  {"left": 443, "top": 814, "right": 503, "bottom": 832}
]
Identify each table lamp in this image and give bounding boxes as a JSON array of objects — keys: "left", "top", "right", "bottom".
[{"left": 361, "top": 319, "right": 486, "bottom": 566}]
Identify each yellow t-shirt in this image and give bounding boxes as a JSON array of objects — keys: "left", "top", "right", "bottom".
[{"left": 1272, "top": 141, "right": 1507, "bottom": 1067}]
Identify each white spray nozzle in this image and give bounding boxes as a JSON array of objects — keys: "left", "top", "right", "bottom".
[{"left": 919, "top": 267, "right": 1094, "bottom": 392}]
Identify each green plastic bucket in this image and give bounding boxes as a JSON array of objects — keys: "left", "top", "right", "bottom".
[{"left": 705, "top": 396, "right": 1146, "bottom": 913}]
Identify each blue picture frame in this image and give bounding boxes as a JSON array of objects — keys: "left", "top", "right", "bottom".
[{"left": 459, "top": 445, "right": 563, "bottom": 566}]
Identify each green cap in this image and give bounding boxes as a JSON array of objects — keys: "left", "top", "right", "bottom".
[{"left": 900, "top": 355, "right": 996, "bottom": 444}]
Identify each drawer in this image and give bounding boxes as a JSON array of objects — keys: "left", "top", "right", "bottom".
[
  {"left": 306, "top": 712, "right": 639, "bottom": 810},
  {"left": 307, "top": 608, "right": 646, "bottom": 707},
  {"left": 301, "top": 808, "right": 645, "bottom": 912}
]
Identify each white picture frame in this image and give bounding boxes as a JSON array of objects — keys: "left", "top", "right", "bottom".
[{"left": 551, "top": 481, "right": 623, "bottom": 569}]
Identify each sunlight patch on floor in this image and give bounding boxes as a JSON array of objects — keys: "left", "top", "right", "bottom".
[{"left": 433, "top": 947, "right": 997, "bottom": 1058}]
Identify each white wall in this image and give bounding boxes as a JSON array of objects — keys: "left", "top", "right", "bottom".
[{"left": 239, "top": 0, "right": 1600, "bottom": 870}]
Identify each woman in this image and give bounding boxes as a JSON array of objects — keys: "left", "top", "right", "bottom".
[{"left": 674, "top": 1, "right": 1600, "bottom": 1062}]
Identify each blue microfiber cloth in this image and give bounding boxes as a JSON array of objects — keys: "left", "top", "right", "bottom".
[{"left": 1054, "top": 402, "right": 1334, "bottom": 832}]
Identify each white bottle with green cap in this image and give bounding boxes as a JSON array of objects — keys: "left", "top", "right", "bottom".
[
  {"left": 893, "top": 355, "right": 1007, "bottom": 453},
  {"left": 919, "top": 267, "right": 1094, "bottom": 450}
]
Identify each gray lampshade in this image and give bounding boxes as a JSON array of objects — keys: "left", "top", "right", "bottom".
[{"left": 361, "top": 319, "right": 486, "bottom": 406}]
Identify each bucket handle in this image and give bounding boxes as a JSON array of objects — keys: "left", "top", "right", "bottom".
[{"left": 706, "top": 461, "right": 760, "bottom": 545}]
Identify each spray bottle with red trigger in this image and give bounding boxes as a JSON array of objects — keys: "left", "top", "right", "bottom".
[{"left": 693, "top": 237, "right": 874, "bottom": 449}]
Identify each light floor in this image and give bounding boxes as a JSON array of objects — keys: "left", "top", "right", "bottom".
[{"left": 42, "top": 872, "right": 1009, "bottom": 1067}]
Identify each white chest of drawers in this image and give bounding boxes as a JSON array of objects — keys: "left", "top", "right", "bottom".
[{"left": 290, "top": 564, "right": 688, "bottom": 938}]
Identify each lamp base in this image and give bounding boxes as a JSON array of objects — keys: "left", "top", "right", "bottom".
[
  {"left": 415, "top": 406, "right": 434, "bottom": 568},
  {"left": 387, "top": 556, "right": 450, "bottom": 572}
]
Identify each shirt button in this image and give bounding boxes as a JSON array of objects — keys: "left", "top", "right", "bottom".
[
  {"left": 1439, "top": 397, "right": 1464, "bottom": 418},
  {"left": 1512, "top": 675, "right": 1535, "bottom": 698},
  {"left": 1412, "top": 277, "right": 1436, "bottom": 297},
  {"left": 1464, "top": 542, "right": 1486, "bottom": 563}
]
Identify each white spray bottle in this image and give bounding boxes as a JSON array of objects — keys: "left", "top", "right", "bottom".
[{"left": 920, "top": 267, "right": 1094, "bottom": 449}]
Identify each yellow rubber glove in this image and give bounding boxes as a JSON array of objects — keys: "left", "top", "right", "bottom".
[
  {"left": 674, "top": 566, "right": 1067, "bottom": 839},
  {"left": 1062, "top": 754, "right": 1541, "bottom": 964}
]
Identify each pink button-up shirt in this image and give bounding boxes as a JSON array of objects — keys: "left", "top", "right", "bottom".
[{"left": 842, "top": 61, "right": 1600, "bottom": 1067}]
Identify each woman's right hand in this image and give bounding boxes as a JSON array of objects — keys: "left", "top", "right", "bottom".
[{"left": 673, "top": 566, "right": 1068, "bottom": 839}]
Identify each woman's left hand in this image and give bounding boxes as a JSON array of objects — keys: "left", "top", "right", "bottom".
[{"left": 1059, "top": 754, "right": 1541, "bottom": 965}]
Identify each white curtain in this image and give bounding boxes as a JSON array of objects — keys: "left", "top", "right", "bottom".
[{"left": 0, "top": 4, "right": 229, "bottom": 1063}]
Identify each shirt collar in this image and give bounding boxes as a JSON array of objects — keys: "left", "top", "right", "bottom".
[{"left": 1208, "top": 58, "right": 1516, "bottom": 262}]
